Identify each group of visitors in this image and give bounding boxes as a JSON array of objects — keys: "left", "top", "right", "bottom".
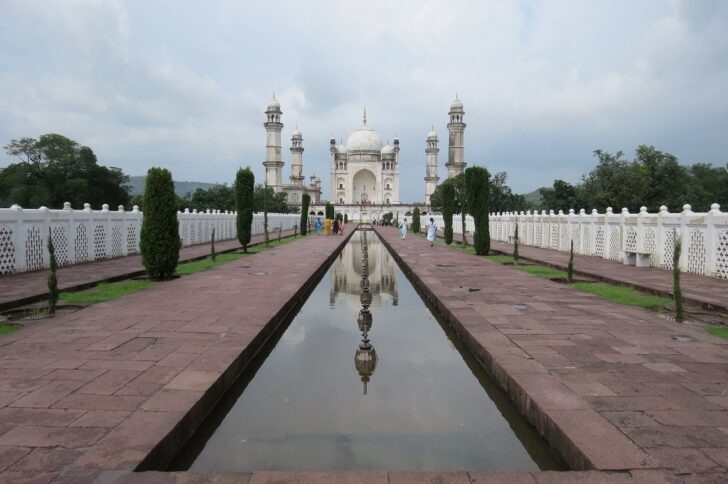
[{"left": 313, "top": 217, "right": 345, "bottom": 236}]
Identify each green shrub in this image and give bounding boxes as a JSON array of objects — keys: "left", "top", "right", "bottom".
[
  {"left": 325, "top": 202, "right": 334, "bottom": 220},
  {"left": 464, "top": 166, "right": 491, "bottom": 255},
  {"left": 300, "top": 193, "right": 310, "bottom": 235},
  {"left": 344, "top": 214, "right": 348, "bottom": 224},
  {"left": 140, "top": 167, "right": 181, "bottom": 280},
  {"left": 513, "top": 223, "right": 519, "bottom": 264},
  {"left": 673, "top": 231, "right": 683, "bottom": 321},
  {"left": 412, "top": 207, "right": 421, "bottom": 234},
  {"left": 567, "top": 239, "right": 574, "bottom": 282},
  {"left": 211, "top": 227, "right": 216, "bottom": 262},
  {"left": 441, "top": 182, "right": 455, "bottom": 244},
  {"left": 235, "top": 167, "right": 254, "bottom": 252}
]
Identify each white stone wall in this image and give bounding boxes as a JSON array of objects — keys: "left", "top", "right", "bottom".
[
  {"left": 419, "top": 204, "right": 728, "bottom": 279},
  {"left": 0, "top": 203, "right": 299, "bottom": 274}
]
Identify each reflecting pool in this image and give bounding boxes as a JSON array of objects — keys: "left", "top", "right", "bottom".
[{"left": 171, "top": 230, "right": 561, "bottom": 472}]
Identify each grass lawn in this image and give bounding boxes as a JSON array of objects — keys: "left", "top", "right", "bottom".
[
  {"left": 485, "top": 254, "right": 517, "bottom": 264},
  {"left": 515, "top": 265, "right": 568, "bottom": 279},
  {"left": 60, "top": 280, "right": 158, "bottom": 304},
  {"left": 0, "top": 323, "right": 22, "bottom": 336},
  {"left": 572, "top": 282, "right": 670, "bottom": 310},
  {"left": 706, "top": 326, "right": 728, "bottom": 340}
]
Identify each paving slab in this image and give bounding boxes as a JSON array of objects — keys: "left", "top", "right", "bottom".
[
  {"left": 0, "top": 230, "right": 295, "bottom": 310},
  {"left": 375, "top": 225, "right": 728, "bottom": 481}
]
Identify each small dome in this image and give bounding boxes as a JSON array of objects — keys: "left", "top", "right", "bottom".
[
  {"left": 337, "top": 144, "right": 348, "bottom": 154},
  {"left": 450, "top": 98, "right": 463, "bottom": 110},
  {"left": 291, "top": 128, "right": 302, "bottom": 138},
  {"left": 346, "top": 126, "right": 383, "bottom": 152},
  {"left": 267, "top": 98, "right": 280, "bottom": 110},
  {"left": 427, "top": 130, "right": 438, "bottom": 140},
  {"left": 381, "top": 145, "right": 394, "bottom": 155}
]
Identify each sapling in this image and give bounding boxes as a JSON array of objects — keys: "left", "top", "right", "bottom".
[
  {"left": 673, "top": 231, "right": 683, "bottom": 321},
  {"left": 47, "top": 228, "right": 58, "bottom": 315},
  {"left": 278, "top": 224, "right": 282, "bottom": 242},
  {"left": 210, "top": 227, "right": 216, "bottom": 262},
  {"left": 513, "top": 223, "right": 519, "bottom": 265},
  {"left": 567, "top": 239, "right": 574, "bottom": 283}
]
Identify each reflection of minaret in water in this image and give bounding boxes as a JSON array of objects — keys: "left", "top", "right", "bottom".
[{"left": 354, "top": 230, "right": 377, "bottom": 395}]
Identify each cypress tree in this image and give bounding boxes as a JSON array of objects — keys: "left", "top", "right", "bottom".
[
  {"left": 441, "top": 181, "right": 455, "bottom": 244},
  {"left": 325, "top": 202, "right": 334, "bottom": 220},
  {"left": 464, "top": 166, "right": 491, "bottom": 255},
  {"left": 47, "top": 228, "right": 58, "bottom": 314},
  {"left": 513, "top": 223, "right": 519, "bottom": 264},
  {"left": 140, "top": 167, "right": 181, "bottom": 280},
  {"left": 300, "top": 193, "right": 310, "bottom": 236},
  {"left": 235, "top": 167, "right": 254, "bottom": 252},
  {"left": 673, "top": 231, "right": 683, "bottom": 321},
  {"left": 344, "top": 214, "right": 348, "bottom": 224},
  {"left": 412, "top": 207, "right": 421, "bottom": 234}
]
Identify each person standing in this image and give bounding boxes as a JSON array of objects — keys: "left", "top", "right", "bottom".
[
  {"left": 399, "top": 217, "right": 407, "bottom": 240},
  {"left": 333, "top": 217, "right": 339, "bottom": 236},
  {"left": 426, "top": 217, "right": 437, "bottom": 247},
  {"left": 339, "top": 217, "right": 345, "bottom": 236},
  {"left": 314, "top": 217, "right": 322, "bottom": 236}
]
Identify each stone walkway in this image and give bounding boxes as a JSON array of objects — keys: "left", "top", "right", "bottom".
[
  {"left": 1, "top": 226, "right": 726, "bottom": 483},
  {"left": 441, "top": 231, "right": 728, "bottom": 310},
  {"left": 0, "top": 230, "right": 295, "bottom": 311},
  {"left": 377, "top": 226, "right": 728, "bottom": 482}
]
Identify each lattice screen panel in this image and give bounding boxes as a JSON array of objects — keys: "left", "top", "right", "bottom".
[
  {"left": 687, "top": 229, "right": 706, "bottom": 275},
  {"left": 663, "top": 229, "right": 676, "bottom": 270},
  {"left": 609, "top": 228, "right": 621, "bottom": 261},
  {"left": 25, "top": 225, "right": 44, "bottom": 271},
  {"left": 127, "top": 225, "right": 138, "bottom": 254},
  {"left": 716, "top": 230, "right": 728, "bottom": 279},
  {"left": 94, "top": 225, "right": 107, "bottom": 260},
  {"left": 643, "top": 227, "right": 656, "bottom": 267},
  {"left": 75, "top": 224, "right": 89, "bottom": 262},
  {"left": 0, "top": 225, "right": 16, "bottom": 274},
  {"left": 625, "top": 227, "right": 637, "bottom": 252},
  {"left": 50, "top": 224, "right": 69, "bottom": 267},
  {"left": 111, "top": 225, "right": 122, "bottom": 258}
]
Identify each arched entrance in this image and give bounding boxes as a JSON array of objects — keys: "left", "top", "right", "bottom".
[{"left": 353, "top": 169, "right": 376, "bottom": 204}]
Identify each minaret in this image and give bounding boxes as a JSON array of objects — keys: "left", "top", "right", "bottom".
[
  {"left": 263, "top": 95, "right": 284, "bottom": 187},
  {"left": 289, "top": 127, "right": 304, "bottom": 185},
  {"left": 424, "top": 128, "right": 440, "bottom": 205},
  {"left": 445, "top": 95, "right": 466, "bottom": 178}
]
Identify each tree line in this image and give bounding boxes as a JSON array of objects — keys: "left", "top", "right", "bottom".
[{"left": 537, "top": 145, "right": 727, "bottom": 214}]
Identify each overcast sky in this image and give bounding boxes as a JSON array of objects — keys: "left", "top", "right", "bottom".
[{"left": 1, "top": 0, "right": 727, "bottom": 203}]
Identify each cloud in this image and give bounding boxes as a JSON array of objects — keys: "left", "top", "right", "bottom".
[{"left": 1, "top": 0, "right": 727, "bottom": 202}]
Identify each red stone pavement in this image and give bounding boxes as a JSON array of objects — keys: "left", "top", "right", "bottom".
[
  {"left": 0, "top": 230, "right": 295, "bottom": 311},
  {"left": 0, "top": 226, "right": 725, "bottom": 483},
  {"left": 376, "top": 226, "right": 728, "bottom": 482}
]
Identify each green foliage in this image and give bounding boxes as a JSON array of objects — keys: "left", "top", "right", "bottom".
[
  {"left": 300, "top": 193, "right": 310, "bottom": 236},
  {"left": 539, "top": 180, "right": 578, "bottom": 214},
  {"left": 567, "top": 240, "right": 574, "bottom": 283},
  {"left": 47, "top": 228, "right": 58, "bottom": 314},
  {"left": 253, "top": 184, "right": 288, "bottom": 213},
  {"left": 264, "top": 206, "right": 269, "bottom": 246},
  {"left": 235, "top": 168, "right": 254, "bottom": 252},
  {"left": 513, "top": 223, "right": 519, "bottom": 264},
  {"left": 382, "top": 212, "right": 393, "bottom": 225},
  {"left": 140, "top": 168, "right": 180, "bottom": 281},
  {"left": 441, "top": 181, "right": 455, "bottom": 244},
  {"left": 0, "top": 324, "right": 22, "bottom": 336},
  {"left": 1, "top": 133, "right": 130, "bottom": 208},
  {"left": 673, "top": 232, "right": 683, "bottom": 321},
  {"left": 464, "top": 166, "right": 491, "bottom": 255},
  {"left": 515, "top": 265, "right": 568, "bottom": 279},
  {"left": 486, "top": 254, "right": 516, "bottom": 263},
  {"left": 211, "top": 227, "right": 216, "bottom": 262},
  {"left": 325, "top": 202, "right": 335, "bottom": 220},
  {"left": 60, "top": 280, "right": 158, "bottom": 304},
  {"left": 707, "top": 326, "right": 728, "bottom": 340},
  {"left": 189, "top": 184, "right": 235, "bottom": 211},
  {"left": 412, "top": 207, "right": 421, "bottom": 233},
  {"left": 431, "top": 171, "right": 527, "bottom": 214},
  {"left": 344, "top": 214, "right": 348, "bottom": 223},
  {"left": 572, "top": 282, "right": 670, "bottom": 310}
]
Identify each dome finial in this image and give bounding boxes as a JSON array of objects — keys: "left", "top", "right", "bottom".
[
  {"left": 272, "top": 91, "right": 276, "bottom": 99},
  {"left": 363, "top": 107, "right": 367, "bottom": 127}
]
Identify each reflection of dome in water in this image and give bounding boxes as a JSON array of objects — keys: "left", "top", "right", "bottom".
[{"left": 357, "top": 308, "right": 372, "bottom": 333}]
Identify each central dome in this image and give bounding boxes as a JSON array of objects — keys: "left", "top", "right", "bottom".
[{"left": 346, "top": 126, "right": 383, "bottom": 152}]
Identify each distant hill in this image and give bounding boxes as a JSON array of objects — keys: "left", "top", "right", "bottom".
[
  {"left": 522, "top": 188, "right": 543, "bottom": 206},
  {"left": 127, "top": 176, "right": 219, "bottom": 197}
]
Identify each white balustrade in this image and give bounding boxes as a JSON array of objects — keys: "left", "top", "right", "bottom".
[
  {"left": 0, "top": 204, "right": 299, "bottom": 274},
  {"left": 418, "top": 204, "right": 728, "bottom": 279}
]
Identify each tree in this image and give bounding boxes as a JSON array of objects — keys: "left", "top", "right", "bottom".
[
  {"left": 539, "top": 179, "right": 578, "bottom": 213},
  {"left": 325, "top": 202, "right": 335, "bottom": 220},
  {"left": 47, "top": 228, "right": 58, "bottom": 314},
  {"left": 300, "top": 193, "right": 310, "bottom": 236},
  {"left": 210, "top": 227, "right": 216, "bottom": 262},
  {"left": 441, "top": 181, "right": 455, "bottom": 244},
  {"left": 140, "top": 168, "right": 180, "bottom": 280},
  {"left": 253, "top": 184, "right": 288, "bottom": 213},
  {"left": 189, "top": 184, "right": 235, "bottom": 211},
  {"left": 412, "top": 207, "right": 421, "bottom": 234},
  {"left": 235, "top": 168, "right": 254, "bottom": 252},
  {"left": 1, "top": 133, "right": 130, "bottom": 208},
  {"left": 465, "top": 166, "right": 491, "bottom": 255}
]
